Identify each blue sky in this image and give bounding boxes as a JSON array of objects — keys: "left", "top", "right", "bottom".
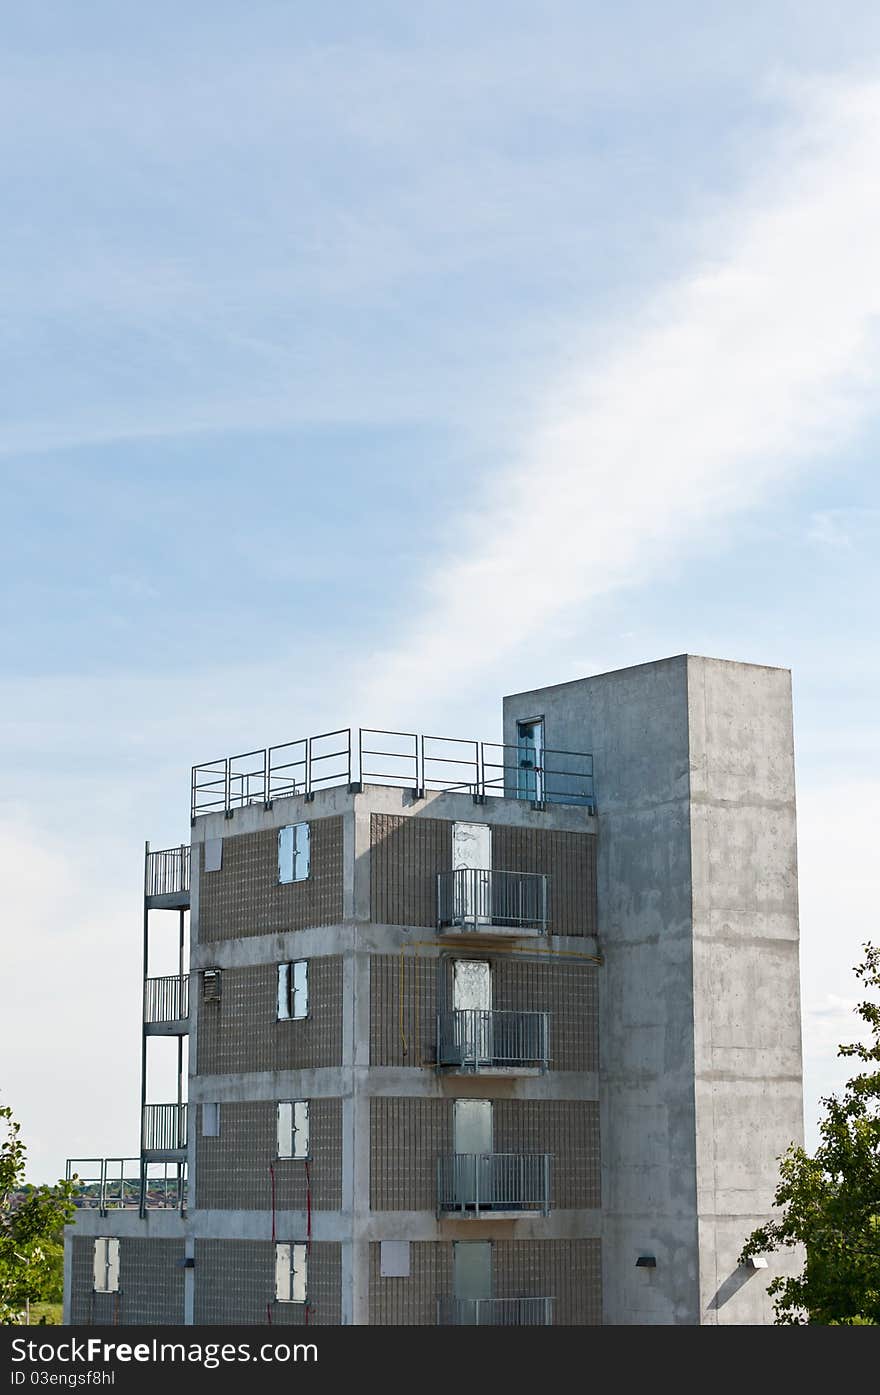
[{"left": 1, "top": 2, "right": 879, "bottom": 1181}]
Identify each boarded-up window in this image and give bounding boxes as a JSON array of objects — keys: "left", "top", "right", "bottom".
[
  {"left": 278, "top": 824, "right": 310, "bottom": 884},
  {"left": 93, "top": 1238, "right": 120, "bottom": 1293},
  {"left": 275, "top": 1242, "right": 307, "bottom": 1303},
  {"left": 202, "top": 1103, "right": 220, "bottom": 1137},
  {"left": 276, "top": 1101, "right": 309, "bottom": 1159},
  {"left": 277, "top": 961, "right": 308, "bottom": 1020}
]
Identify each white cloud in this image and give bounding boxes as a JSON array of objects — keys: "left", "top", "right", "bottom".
[{"left": 355, "top": 76, "right": 880, "bottom": 717}]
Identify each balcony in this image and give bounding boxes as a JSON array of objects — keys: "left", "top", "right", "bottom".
[
  {"left": 144, "top": 975, "right": 190, "bottom": 1034},
  {"left": 145, "top": 845, "right": 190, "bottom": 910},
  {"left": 437, "top": 1297, "right": 554, "bottom": 1326},
  {"left": 437, "top": 869, "right": 548, "bottom": 936},
  {"left": 436, "top": 1009, "right": 549, "bottom": 1074},
  {"left": 142, "top": 1103, "right": 188, "bottom": 1159},
  {"left": 437, "top": 1153, "right": 551, "bottom": 1218}
]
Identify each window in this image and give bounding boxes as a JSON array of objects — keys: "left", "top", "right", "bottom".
[
  {"left": 203, "top": 968, "right": 222, "bottom": 1003},
  {"left": 278, "top": 823, "right": 310, "bottom": 884},
  {"left": 93, "top": 1238, "right": 120, "bottom": 1293},
  {"left": 202, "top": 1103, "right": 220, "bottom": 1137},
  {"left": 276, "top": 1101, "right": 309, "bottom": 1159},
  {"left": 275, "top": 1242, "right": 307, "bottom": 1303},
  {"left": 277, "top": 961, "right": 308, "bottom": 1020},
  {"left": 204, "top": 838, "right": 223, "bottom": 873}
]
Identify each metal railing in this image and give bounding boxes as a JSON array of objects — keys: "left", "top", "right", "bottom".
[
  {"left": 65, "top": 1158, "right": 186, "bottom": 1212},
  {"left": 144, "top": 975, "right": 189, "bottom": 1024},
  {"left": 437, "top": 1153, "right": 551, "bottom": 1216},
  {"left": 437, "top": 869, "right": 549, "bottom": 932},
  {"left": 437, "top": 1010, "right": 549, "bottom": 1072},
  {"left": 142, "top": 1103, "right": 188, "bottom": 1152},
  {"left": 145, "top": 845, "right": 190, "bottom": 898},
  {"left": 437, "top": 1297, "right": 554, "bottom": 1326},
  {"left": 192, "top": 728, "right": 595, "bottom": 819}
]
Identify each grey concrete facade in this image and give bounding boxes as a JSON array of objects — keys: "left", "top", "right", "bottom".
[
  {"left": 503, "top": 654, "right": 805, "bottom": 1323},
  {"left": 64, "top": 654, "right": 804, "bottom": 1326}
]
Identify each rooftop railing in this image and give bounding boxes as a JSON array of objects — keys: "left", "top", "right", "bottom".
[
  {"left": 437, "top": 1297, "right": 554, "bottom": 1326},
  {"left": 192, "top": 728, "right": 594, "bottom": 820},
  {"left": 65, "top": 1158, "right": 186, "bottom": 1213}
]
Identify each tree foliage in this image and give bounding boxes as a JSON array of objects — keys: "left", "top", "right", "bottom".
[
  {"left": 0, "top": 1103, "right": 78, "bottom": 1324},
  {"left": 740, "top": 943, "right": 880, "bottom": 1324}
]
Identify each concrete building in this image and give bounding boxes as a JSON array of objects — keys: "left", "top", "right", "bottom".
[{"left": 64, "top": 654, "right": 804, "bottom": 1325}]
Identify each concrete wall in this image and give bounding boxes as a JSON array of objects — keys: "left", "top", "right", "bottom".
[
  {"left": 504, "top": 654, "right": 805, "bottom": 1325},
  {"left": 687, "top": 656, "right": 804, "bottom": 1322}
]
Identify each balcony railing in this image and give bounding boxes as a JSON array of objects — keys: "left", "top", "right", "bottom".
[
  {"left": 142, "top": 1103, "right": 188, "bottom": 1153},
  {"left": 145, "top": 845, "right": 191, "bottom": 899},
  {"left": 437, "top": 1009, "right": 549, "bottom": 1072},
  {"left": 191, "top": 727, "right": 595, "bottom": 820},
  {"left": 437, "top": 1153, "right": 551, "bottom": 1217},
  {"left": 437, "top": 1297, "right": 554, "bottom": 1326},
  {"left": 144, "top": 975, "right": 189, "bottom": 1025},
  {"left": 437, "top": 869, "right": 549, "bottom": 933},
  {"left": 65, "top": 1158, "right": 186, "bottom": 1212}
]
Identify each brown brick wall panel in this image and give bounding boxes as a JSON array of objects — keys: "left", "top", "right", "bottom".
[
  {"left": 493, "top": 1100, "right": 600, "bottom": 1209},
  {"left": 492, "top": 958, "right": 598, "bottom": 1072},
  {"left": 491, "top": 825, "right": 597, "bottom": 936},
  {"left": 369, "top": 1241, "right": 452, "bottom": 1325},
  {"left": 370, "top": 813, "right": 450, "bottom": 928},
  {"left": 68, "top": 1236, "right": 185, "bottom": 1325},
  {"left": 367, "top": 1239, "right": 600, "bottom": 1325},
  {"left": 199, "top": 817, "right": 343, "bottom": 941},
  {"left": 370, "top": 813, "right": 596, "bottom": 936},
  {"left": 493, "top": 1238, "right": 602, "bottom": 1325},
  {"left": 195, "top": 1099, "right": 342, "bottom": 1211},
  {"left": 197, "top": 956, "right": 343, "bottom": 1073},
  {"left": 369, "top": 953, "right": 438, "bottom": 1066},
  {"left": 369, "top": 953, "right": 597, "bottom": 1071},
  {"left": 193, "top": 1240, "right": 341, "bottom": 1325},
  {"left": 369, "top": 1098, "right": 451, "bottom": 1211}
]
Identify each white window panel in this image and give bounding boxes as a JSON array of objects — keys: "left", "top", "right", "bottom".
[
  {"left": 292, "top": 961, "right": 308, "bottom": 1019},
  {"left": 202, "top": 1103, "right": 220, "bottom": 1137},
  {"left": 293, "top": 1101, "right": 309, "bottom": 1158},
  {"left": 277, "top": 963, "right": 291, "bottom": 1020},
  {"left": 277, "top": 961, "right": 308, "bottom": 1020},
  {"left": 277, "top": 1101, "right": 293, "bottom": 1158},
  {"left": 93, "top": 1238, "right": 120, "bottom": 1293},
  {"left": 274, "top": 1242, "right": 307, "bottom": 1303},
  {"left": 278, "top": 824, "right": 310, "bottom": 884},
  {"left": 277, "top": 1101, "right": 309, "bottom": 1159}
]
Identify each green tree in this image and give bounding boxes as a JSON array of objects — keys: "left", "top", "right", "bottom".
[
  {"left": 740, "top": 943, "right": 880, "bottom": 1324},
  {"left": 0, "top": 1103, "right": 78, "bottom": 1324}
]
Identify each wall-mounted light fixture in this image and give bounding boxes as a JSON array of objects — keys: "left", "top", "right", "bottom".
[
  {"left": 635, "top": 1255, "right": 657, "bottom": 1268},
  {"left": 746, "top": 1256, "right": 768, "bottom": 1270}
]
